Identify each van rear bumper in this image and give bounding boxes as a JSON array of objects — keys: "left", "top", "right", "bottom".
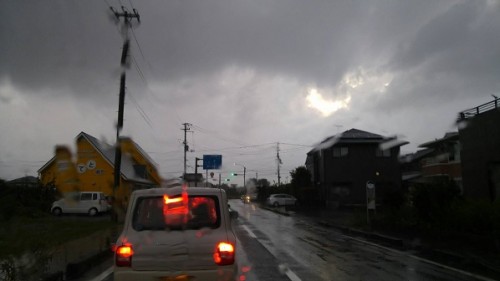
[{"left": 114, "top": 266, "right": 237, "bottom": 281}]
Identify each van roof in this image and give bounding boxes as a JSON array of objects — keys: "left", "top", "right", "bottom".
[{"left": 132, "top": 187, "right": 226, "bottom": 197}]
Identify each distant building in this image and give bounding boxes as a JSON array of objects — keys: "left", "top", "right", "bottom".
[
  {"left": 38, "top": 132, "right": 161, "bottom": 203},
  {"left": 6, "top": 176, "right": 40, "bottom": 188},
  {"left": 306, "top": 128, "right": 408, "bottom": 208},
  {"left": 183, "top": 173, "right": 212, "bottom": 187},
  {"left": 400, "top": 148, "right": 434, "bottom": 187},
  {"left": 401, "top": 132, "right": 462, "bottom": 191},
  {"left": 420, "top": 133, "right": 462, "bottom": 185},
  {"left": 457, "top": 98, "right": 500, "bottom": 201}
]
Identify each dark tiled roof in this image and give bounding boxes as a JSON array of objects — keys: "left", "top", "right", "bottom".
[
  {"left": 309, "top": 128, "right": 397, "bottom": 152},
  {"left": 419, "top": 132, "right": 459, "bottom": 148},
  {"left": 7, "top": 176, "right": 39, "bottom": 184},
  {"left": 339, "top": 128, "right": 384, "bottom": 139}
]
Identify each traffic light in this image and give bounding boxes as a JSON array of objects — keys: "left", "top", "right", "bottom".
[
  {"left": 231, "top": 173, "right": 239, "bottom": 176},
  {"left": 225, "top": 179, "right": 230, "bottom": 181}
]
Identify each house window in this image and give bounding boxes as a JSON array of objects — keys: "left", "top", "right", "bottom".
[
  {"left": 376, "top": 148, "right": 391, "bottom": 157},
  {"left": 333, "top": 147, "right": 348, "bottom": 157}
]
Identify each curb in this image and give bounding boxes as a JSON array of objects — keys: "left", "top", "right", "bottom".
[
  {"left": 64, "top": 250, "right": 113, "bottom": 280},
  {"left": 262, "top": 206, "right": 291, "bottom": 216},
  {"left": 317, "top": 220, "right": 404, "bottom": 248},
  {"left": 39, "top": 250, "right": 113, "bottom": 281},
  {"left": 317, "top": 220, "right": 500, "bottom": 280}
]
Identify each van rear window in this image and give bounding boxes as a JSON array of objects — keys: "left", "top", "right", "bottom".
[{"left": 132, "top": 195, "right": 220, "bottom": 231}]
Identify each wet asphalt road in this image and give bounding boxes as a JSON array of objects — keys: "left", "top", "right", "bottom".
[
  {"left": 95, "top": 199, "right": 492, "bottom": 281},
  {"left": 230, "top": 199, "right": 490, "bottom": 281}
]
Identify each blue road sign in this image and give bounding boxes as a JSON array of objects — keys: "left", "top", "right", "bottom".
[{"left": 203, "top": 155, "right": 222, "bottom": 170}]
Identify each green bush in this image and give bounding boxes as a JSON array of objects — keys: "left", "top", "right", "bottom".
[
  {"left": 410, "top": 180, "right": 461, "bottom": 223},
  {"left": 445, "top": 200, "right": 500, "bottom": 235},
  {"left": 0, "top": 181, "right": 58, "bottom": 221}
]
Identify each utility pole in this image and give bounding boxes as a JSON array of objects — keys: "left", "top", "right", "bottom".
[
  {"left": 276, "top": 142, "right": 282, "bottom": 186},
  {"left": 110, "top": 6, "right": 140, "bottom": 205},
  {"left": 182, "top": 123, "right": 192, "bottom": 179}
]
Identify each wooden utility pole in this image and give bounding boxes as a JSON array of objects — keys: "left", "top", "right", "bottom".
[
  {"left": 182, "top": 123, "right": 192, "bottom": 179},
  {"left": 110, "top": 6, "right": 140, "bottom": 203},
  {"left": 277, "top": 142, "right": 282, "bottom": 186}
]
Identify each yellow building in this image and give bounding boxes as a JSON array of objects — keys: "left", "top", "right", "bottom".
[{"left": 38, "top": 132, "right": 161, "bottom": 203}]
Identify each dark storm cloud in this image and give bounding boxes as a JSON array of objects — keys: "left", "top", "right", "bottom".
[
  {"left": 0, "top": 1, "right": 121, "bottom": 100},
  {"left": 1, "top": 0, "right": 499, "bottom": 122},
  {"left": 1, "top": 0, "right": 449, "bottom": 100},
  {"left": 382, "top": 0, "right": 500, "bottom": 107}
]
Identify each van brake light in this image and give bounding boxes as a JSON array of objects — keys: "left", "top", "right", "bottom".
[
  {"left": 116, "top": 245, "right": 133, "bottom": 267},
  {"left": 213, "top": 242, "right": 235, "bottom": 266}
]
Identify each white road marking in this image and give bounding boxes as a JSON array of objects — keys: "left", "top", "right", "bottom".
[
  {"left": 88, "top": 266, "right": 113, "bottom": 281},
  {"left": 284, "top": 267, "right": 302, "bottom": 281},
  {"left": 241, "top": 224, "right": 303, "bottom": 281},
  {"left": 242, "top": 224, "right": 257, "bottom": 238}
]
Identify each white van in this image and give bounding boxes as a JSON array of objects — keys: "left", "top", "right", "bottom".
[
  {"left": 51, "top": 191, "right": 110, "bottom": 216},
  {"left": 113, "top": 186, "right": 237, "bottom": 281}
]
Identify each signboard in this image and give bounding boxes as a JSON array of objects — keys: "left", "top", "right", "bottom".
[{"left": 203, "top": 155, "right": 222, "bottom": 170}]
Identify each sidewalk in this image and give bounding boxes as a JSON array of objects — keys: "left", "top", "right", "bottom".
[{"left": 262, "top": 204, "right": 500, "bottom": 281}]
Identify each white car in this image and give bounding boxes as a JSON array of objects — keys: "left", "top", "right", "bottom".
[
  {"left": 113, "top": 186, "right": 237, "bottom": 281},
  {"left": 51, "top": 191, "right": 110, "bottom": 216},
  {"left": 266, "top": 194, "right": 298, "bottom": 207}
]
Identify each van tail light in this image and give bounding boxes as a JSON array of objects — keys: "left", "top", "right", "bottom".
[
  {"left": 213, "top": 242, "right": 235, "bottom": 266},
  {"left": 115, "top": 245, "right": 134, "bottom": 267}
]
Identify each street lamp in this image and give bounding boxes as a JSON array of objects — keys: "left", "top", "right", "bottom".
[{"left": 233, "top": 163, "right": 246, "bottom": 191}]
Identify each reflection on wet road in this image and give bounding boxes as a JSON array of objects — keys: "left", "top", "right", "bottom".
[{"left": 230, "top": 199, "right": 491, "bottom": 281}]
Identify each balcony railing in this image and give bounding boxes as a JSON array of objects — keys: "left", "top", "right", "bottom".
[{"left": 458, "top": 97, "right": 499, "bottom": 121}]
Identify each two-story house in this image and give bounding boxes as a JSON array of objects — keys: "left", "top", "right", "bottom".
[
  {"left": 306, "top": 128, "right": 408, "bottom": 208},
  {"left": 458, "top": 97, "right": 500, "bottom": 201},
  {"left": 38, "top": 132, "right": 161, "bottom": 204}
]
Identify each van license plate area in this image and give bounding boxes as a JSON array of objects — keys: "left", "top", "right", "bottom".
[{"left": 158, "top": 275, "right": 191, "bottom": 281}]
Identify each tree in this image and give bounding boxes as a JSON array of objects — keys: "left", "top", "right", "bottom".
[
  {"left": 290, "top": 166, "right": 311, "bottom": 188},
  {"left": 257, "top": 178, "right": 270, "bottom": 188}
]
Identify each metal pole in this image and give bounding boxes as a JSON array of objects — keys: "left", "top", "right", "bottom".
[{"left": 243, "top": 166, "right": 246, "bottom": 191}]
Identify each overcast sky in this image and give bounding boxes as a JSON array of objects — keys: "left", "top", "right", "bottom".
[{"left": 1, "top": 0, "right": 499, "bottom": 184}]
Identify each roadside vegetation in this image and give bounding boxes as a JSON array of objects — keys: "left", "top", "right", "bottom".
[
  {"left": 370, "top": 180, "right": 500, "bottom": 255},
  {"left": 0, "top": 179, "right": 119, "bottom": 281}
]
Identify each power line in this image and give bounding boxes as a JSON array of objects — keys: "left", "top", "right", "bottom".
[
  {"left": 127, "top": 90, "right": 153, "bottom": 129},
  {"left": 280, "top": 142, "right": 314, "bottom": 147},
  {"left": 191, "top": 124, "right": 248, "bottom": 147},
  {"left": 131, "top": 28, "right": 153, "bottom": 71}
]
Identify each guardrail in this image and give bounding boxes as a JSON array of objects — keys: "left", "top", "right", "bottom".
[{"left": 458, "top": 98, "right": 499, "bottom": 121}]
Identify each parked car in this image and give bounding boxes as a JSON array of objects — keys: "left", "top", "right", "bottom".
[
  {"left": 113, "top": 186, "right": 237, "bottom": 281},
  {"left": 51, "top": 191, "right": 110, "bottom": 216},
  {"left": 266, "top": 194, "right": 298, "bottom": 207}
]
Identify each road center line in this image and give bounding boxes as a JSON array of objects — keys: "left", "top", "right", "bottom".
[
  {"left": 284, "top": 267, "right": 302, "bottom": 281},
  {"left": 241, "top": 223, "right": 303, "bottom": 281},
  {"left": 88, "top": 266, "right": 113, "bottom": 281},
  {"left": 242, "top": 224, "right": 257, "bottom": 238}
]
